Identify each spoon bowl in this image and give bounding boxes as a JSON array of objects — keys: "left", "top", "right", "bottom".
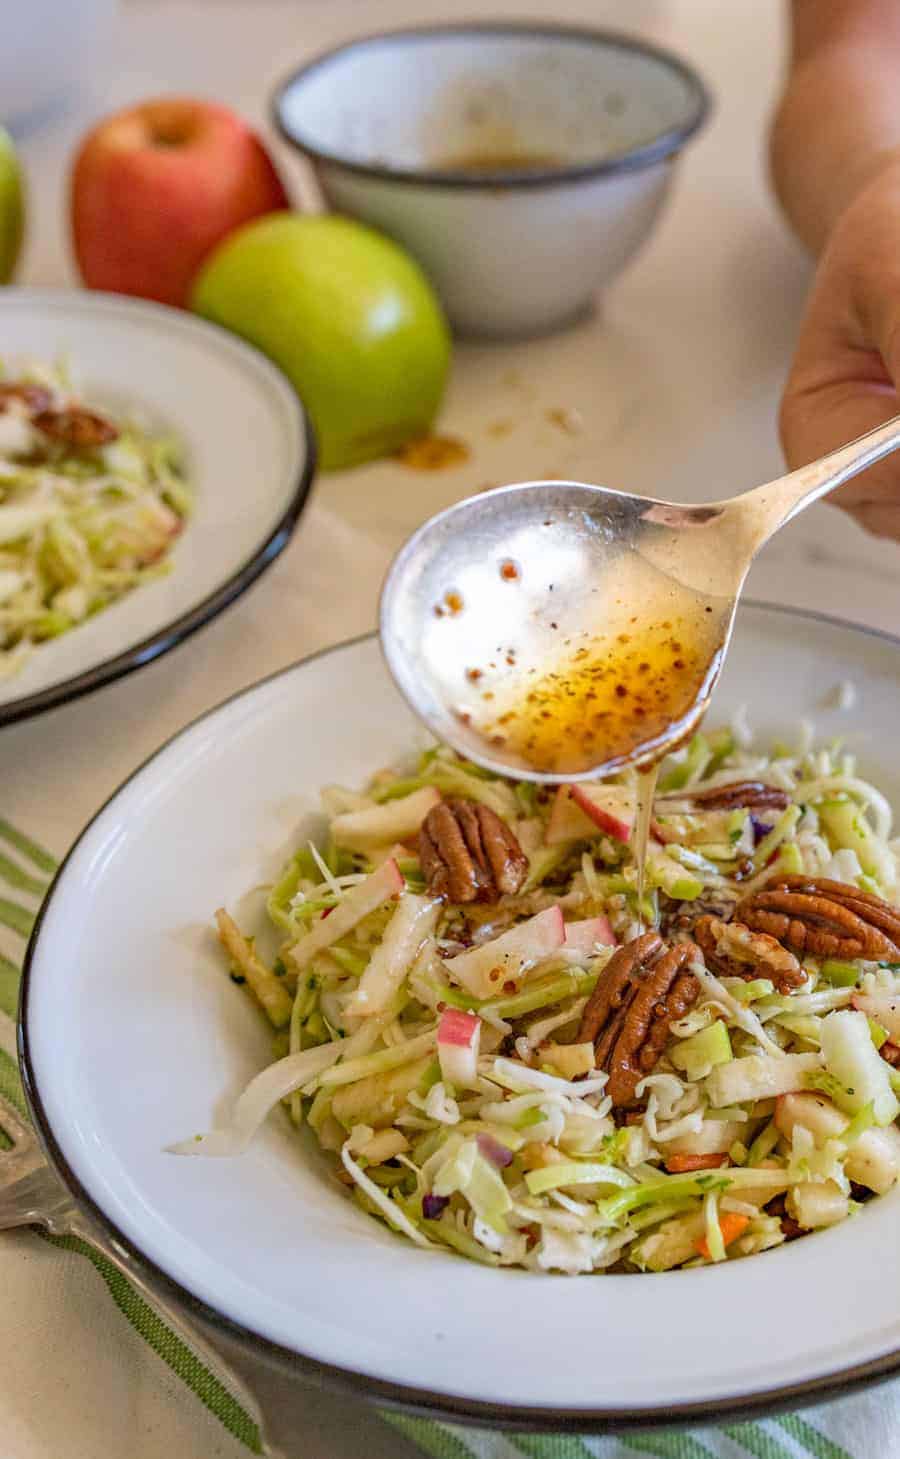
[{"left": 380, "top": 415, "right": 900, "bottom": 780}]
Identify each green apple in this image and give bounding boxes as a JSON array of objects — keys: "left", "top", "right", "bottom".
[
  {"left": 190, "top": 214, "right": 451, "bottom": 470},
  {"left": 0, "top": 127, "right": 24, "bottom": 283}
]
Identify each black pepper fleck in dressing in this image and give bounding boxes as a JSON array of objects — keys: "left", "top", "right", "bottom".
[{"left": 478, "top": 611, "right": 724, "bottom": 776}]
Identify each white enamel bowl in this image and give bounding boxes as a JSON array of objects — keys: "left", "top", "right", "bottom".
[
  {"left": 0, "top": 290, "right": 315, "bottom": 727},
  {"left": 20, "top": 607, "right": 900, "bottom": 1428},
  {"left": 273, "top": 24, "right": 710, "bottom": 339}
]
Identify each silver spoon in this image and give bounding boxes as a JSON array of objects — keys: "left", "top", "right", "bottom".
[{"left": 381, "top": 414, "right": 900, "bottom": 782}]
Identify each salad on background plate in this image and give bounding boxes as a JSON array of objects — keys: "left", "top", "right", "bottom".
[
  {"left": 0, "top": 359, "right": 191, "bottom": 679},
  {"left": 178, "top": 720, "right": 900, "bottom": 1275}
]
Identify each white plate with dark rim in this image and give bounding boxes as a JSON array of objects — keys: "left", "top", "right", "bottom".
[
  {"left": 15, "top": 605, "right": 900, "bottom": 1431},
  {"left": 0, "top": 289, "right": 315, "bottom": 727}
]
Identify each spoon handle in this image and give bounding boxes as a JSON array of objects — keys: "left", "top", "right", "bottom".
[{"left": 730, "top": 411, "right": 900, "bottom": 547}]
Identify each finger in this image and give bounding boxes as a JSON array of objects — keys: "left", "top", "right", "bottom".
[
  {"left": 781, "top": 355, "right": 900, "bottom": 534},
  {"left": 779, "top": 181, "right": 900, "bottom": 534},
  {"left": 851, "top": 499, "right": 900, "bottom": 542}
]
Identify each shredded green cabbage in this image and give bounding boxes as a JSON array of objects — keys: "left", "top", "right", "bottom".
[
  {"left": 181, "top": 722, "right": 900, "bottom": 1274},
  {"left": 0, "top": 360, "right": 191, "bottom": 677}
]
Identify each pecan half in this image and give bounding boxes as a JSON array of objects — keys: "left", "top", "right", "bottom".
[
  {"left": 419, "top": 799, "right": 528, "bottom": 904},
  {"left": 577, "top": 932, "right": 700, "bottom": 1107},
  {"left": 693, "top": 914, "right": 805, "bottom": 992},
  {"left": 0, "top": 382, "right": 53, "bottom": 414},
  {"left": 736, "top": 874, "right": 900, "bottom": 961},
  {"left": 34, "top": 407, "right": 118, "bottom": 449},
  {"left": 683, "top": 781, "right": 791, "bottom": 813}
]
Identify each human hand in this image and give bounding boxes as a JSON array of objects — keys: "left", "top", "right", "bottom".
[{"left": 779, "top": 160, "right": 900, "bottom": 541}]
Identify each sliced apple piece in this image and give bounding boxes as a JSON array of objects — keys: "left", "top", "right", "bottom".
[
  {"left": 545, "top": 787, "right": 599, "bottom": 846},
  {"left": 775, "top": 1091, "right": 900, "bottom": 1195},
  {"left": 786, "top": 1180, "right": 848, "bottom": 1229},
  {"left": 288, "top": 858, "right": 404, "bottom": 972},
  {"left": 852, "top": 992, "right": 900, "bottom": 1044},
  {"left": 443, "top": 906, "right": 565, "bottom": 1000},
  {"left": 704, "top": 1051, "right": 822, "bottom": 1106},
  {"left": 437, "top": 1007, "right": 482, "bottom": 1087},
  {"left": 367, "top": 841, "right": 413, "bottom": 868},
  {"left": 632, "top": 1210, "right": 707, "bottom": 1272},
  {"left": 330, "top": 786, "right": 440, "bottom": 853},
  {"left": 664, "top": 1120, "right": 745, "bottom": 1156},
  {"left": 562, "top": 916, "right": 616, "bottom": 957},
  {"left": 820, "top": 1009, "right": 899, "bottom": 1124},
  {"left": 569, "top": 784, "right": 635, "bottom": 843},
  {"left": 344, "top": 892, "right": 441, "bottom": 1017},
  {"left": 538, "top": 1041, "right": 596, "bottom": 1079}
]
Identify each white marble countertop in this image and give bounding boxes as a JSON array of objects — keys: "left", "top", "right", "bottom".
[{"left": 3, "top": 2, "right": 898, "bottom": 1456}]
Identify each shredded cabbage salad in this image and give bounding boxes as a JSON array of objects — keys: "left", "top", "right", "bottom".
[
  {"left": 177, "top": 722, "right": 900, "bottom": 1274},
  {"left": 0, "top": 359, "right": 191, "bottom": 678}
]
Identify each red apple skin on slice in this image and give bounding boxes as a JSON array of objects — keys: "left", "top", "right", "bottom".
[
  {"left": 568, "top": 784, "right": 635, "bottom": 843},
  {"left": 545, "top": 787, "right": 599, "bottom": 846},
  {"left": 438, "top": 1008, "right": 482, "bottom": 1087},
  {"left": 443, "top": 906, "right": 566, "bottom": 999},
  {"left": 438, "top": 1008, "right": 481, "bottom": 1047},
  {"left": 563, "top": 917, "right": 616, "bottom": 955}
]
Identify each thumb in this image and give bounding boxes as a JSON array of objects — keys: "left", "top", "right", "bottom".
[{"left": 779, "top": 188, "right": 900, "bottom": 541}]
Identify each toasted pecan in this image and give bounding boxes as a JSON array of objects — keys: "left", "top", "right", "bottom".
[
  {"left": 736, "top": 874, "right": 900, "bottom": 961},
  {"left": 577, "top": 932, "right": 699, "bottom": 1107},
  {"left": 419, "top": 799, "right": 527, "bottom": 904},
  {"left": 612, "top": 957, "right": 699, "bottom": 1106},
  {"left": 693, "top": 914, "right": 805, "bottom": 992},
  {"left": 579, "top": 930, "right": 662, "bottom": 1048},
  {"left": 683, "top": 780, "right": 791, "bottom": 813},
  {"left": 0, "top": 382, "right": 53, "bottom": 414},
  {"left": 34, "top": 407, "right": 118, "bottom": 449}
]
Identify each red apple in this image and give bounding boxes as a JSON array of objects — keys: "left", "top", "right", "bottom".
[
  {"left": 70, "top": 98, "right": 289, "bottom": 307},
  {"left": 545, "top": 784, "right": 635, "bottom": 845},
  {"left": 562, "top": 916, "right": 616, "bottom": 955},
  {"left": 443, "top": 907, "right": 565, "bottom": 999},
  {"left": 545, "top": 786, "right": 597, "bottom": 846},
  {"left": 569, "top": 784, "right": 635, "bottom": 843},
  {"left": 437, "top": 1008, "right": 482, "bottom": 1088}
]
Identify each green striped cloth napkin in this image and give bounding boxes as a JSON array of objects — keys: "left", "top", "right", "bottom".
[{"left": 0, "top": 817, "right": 882, "bottom": 1459}]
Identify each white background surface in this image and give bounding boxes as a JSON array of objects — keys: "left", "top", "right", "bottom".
[{"left": 2, "top": 1, "right": 899, "bottom": 1456}]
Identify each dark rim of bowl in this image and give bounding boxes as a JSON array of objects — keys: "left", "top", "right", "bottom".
[
  {"left": 271, "top": 21, "right": 712, "bottom": 190},
  {"left": 0, "top": 290, "right": 317, "bottom": 729},
  {"left": 17, "top": 604, "right": 900, "bottom": 1432}
]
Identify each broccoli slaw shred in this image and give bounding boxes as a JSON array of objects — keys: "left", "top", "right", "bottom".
[
  {"left": 180, "top": 726, "right": 900, "bottom": 1274},
  {"left": 0, "top": 360, "right": 191, "bottom": 677}
]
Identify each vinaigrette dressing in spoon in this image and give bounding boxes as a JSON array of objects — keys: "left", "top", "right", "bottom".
[
  {"left": 448, "top": 553, "right": 730, "bottom": 915},
  {"left": 459, "top": 558, "right": 726, "bottom": 911},
  {"left": 382, "top": 419, "right": 900, "bottom": 912}
]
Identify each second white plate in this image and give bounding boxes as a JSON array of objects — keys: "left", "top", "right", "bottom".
[{"left": 0, "top": 288, "right": 314, "bottom": 726}]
